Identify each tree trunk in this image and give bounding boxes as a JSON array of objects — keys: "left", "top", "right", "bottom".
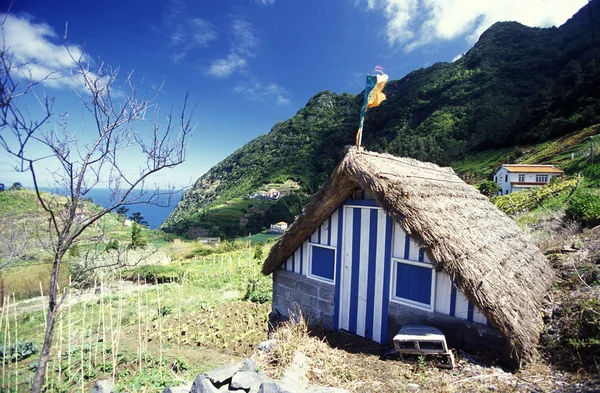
[{"left": 31, "top": 251, "right": 63, "bottom": 393}]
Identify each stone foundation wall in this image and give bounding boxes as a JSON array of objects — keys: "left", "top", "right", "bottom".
[
  {"left": 272, "top": 269, "right": 335, "bottom": 328},
  {"left": 387, "top": 301, "right": 506, "bottom": 355}
]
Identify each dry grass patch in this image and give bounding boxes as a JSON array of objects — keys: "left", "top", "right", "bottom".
[{"left": 257, "top": 312, "right": 600, "bottom": 392}]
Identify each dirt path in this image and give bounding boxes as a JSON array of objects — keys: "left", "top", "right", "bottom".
[{"left": 10, "top": 280, "right": 152, "bottom": 317}]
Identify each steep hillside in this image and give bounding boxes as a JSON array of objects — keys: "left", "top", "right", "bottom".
[{"left": 163, "top": 0, "right": 600, "bottom": 237}]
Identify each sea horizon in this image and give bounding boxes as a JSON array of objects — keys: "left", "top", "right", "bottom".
[{"left": 38, "top": 187, "right": 184, "bottom": 229}]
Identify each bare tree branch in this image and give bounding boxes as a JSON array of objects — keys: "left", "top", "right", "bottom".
[{"left": 0, "top": 24, "right": 196, "bottom": 391}]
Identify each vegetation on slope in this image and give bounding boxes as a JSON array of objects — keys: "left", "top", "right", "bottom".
[{"left": 164, "top": 1, "right": 600, "bottom": 237}]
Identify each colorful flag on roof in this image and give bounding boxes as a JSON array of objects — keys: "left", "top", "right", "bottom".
[{"left": 356, "top": 66, "right": 388, "bottom": 148}]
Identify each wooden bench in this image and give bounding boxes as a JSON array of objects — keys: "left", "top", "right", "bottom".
[{"left": 393, "top": 325, "right": 455, "bottom": 369}]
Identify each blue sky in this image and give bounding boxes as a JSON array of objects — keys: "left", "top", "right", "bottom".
[{"left": 0, "top": 0, "right": 587, "bottom": 188}]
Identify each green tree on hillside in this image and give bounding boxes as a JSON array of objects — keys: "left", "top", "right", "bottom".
[
  {"left": 129, "top": 212, "right": 149, "bottom": 227},
  {"left": 129, "top": 223, "right": 147, "bottom": 249},
  {"left": 254, "top": 244, "right": 264, "bottom": 260},
  {"left": 479, "top": 180, "right": 501, "bottom": 198},
  {"left": 9, "top": 182, "right": 23, "bottom": 190}
]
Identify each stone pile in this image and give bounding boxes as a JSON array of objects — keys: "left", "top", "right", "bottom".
[{"left": 163, "top": 353, "right": 348, "bottom": 393}]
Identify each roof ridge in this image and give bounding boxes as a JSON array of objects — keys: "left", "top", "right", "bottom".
[{"left": 351, "top": 147, "right": 456, "bottom": 174}]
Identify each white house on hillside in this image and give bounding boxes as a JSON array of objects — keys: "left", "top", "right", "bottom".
[
  {"left": 269, "top": 222, "right": 288, "bottom": 234},
  {"left": 493, "top": 164, "right": 564, "bottom": 195}
]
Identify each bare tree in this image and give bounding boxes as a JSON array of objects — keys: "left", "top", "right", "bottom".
[{"left": 0, "top": 40, "right": 196, "bottom": 392}]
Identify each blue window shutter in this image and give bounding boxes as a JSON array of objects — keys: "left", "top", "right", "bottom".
[
  {"left": 312, "top": 246, "right": 335, "bottom": 280},
  {"left": 395, "top": 263, "right": 432, "bottom": 305}
]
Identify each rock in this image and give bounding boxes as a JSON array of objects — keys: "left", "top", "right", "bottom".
[
  {"left": 90, "top": 379, "right": 114, "bottom": 393},
  {"left": 258, "top": 381, "right": 281, "bottom": 393},
  {"left": 242, "top": 358, "right": 258, "bottom": 372},
  {"left": 163, "top": 386, "right": 192, "bottom": 393},
  {"left": 258, "top": 339, "right": 277, "bottom": 352},
  {"left": 231, "top": 371, "right": 265, "bottom": 392},
  {"left": 407, "top": 383, "right": 420, "bottom": 389},
  {"left": 310, "top": 368, "right": 324, "bottom": 380},
  {"left": 204, "top": 363, "right": 240, "bottom": 386},
  {"left": 281, "top": 352, "right": 311, "bottom": 387},
  {"left": 191, "top": 375, "right": 219, "bottom": 393},
  {"left": 258, "top": 380, "right": 305, "bottom": 393}
]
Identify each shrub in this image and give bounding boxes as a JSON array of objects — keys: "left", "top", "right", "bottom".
[
  {"left": 125, "top": 265, "right": 182, "bottom": 284},
  {"left": 565, "top": 191, "right": 600, "bottom": 226},
  {"left": 129, "top": 223, "right": 147, "bottom": 249},
  {"left": 243, "top": 276, "right": 272, "bottom": 304},
  {"left": 546, "top": 293, "right": 600, "bottom": 373},
  {"left": 478, "top": 180, "right": 500, "bottom": 198},
  {"left": 69, "top": 244, "right": 80, "bottom": 258},
  {"left": 254, "top": 244, "right": 264, "bottom": 260},
  {"left": 105, "top": 239, "right": 119, "bottom": 253},
  {"left": 582, "top": 163, "right": 600, "bottom": 187},
  {"left": 9, "top": 182, "right": 24, "bottom": 191}
]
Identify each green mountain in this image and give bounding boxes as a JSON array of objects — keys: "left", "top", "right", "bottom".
[{"left": 163, "top": 1, "right": 600, "bottom": 238}]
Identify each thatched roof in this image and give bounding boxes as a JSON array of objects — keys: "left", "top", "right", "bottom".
[{"left": 263, "top": 147, "right": 554, "bottom": 364}]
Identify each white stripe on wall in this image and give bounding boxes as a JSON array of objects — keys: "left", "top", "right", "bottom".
[
  {"left": 435, "top": 272, "right": 452, "bottom": 315},
  {"left": 294, "top": 247, "right": 301, "bottom": 274},
  {"left": 340, "top": 207, "right": 354, "bottom": 331},
  {"left": 320, "top": 220, "right": 329, "bottom": 246},
  {"left": 356, "top": 208, "right": 371, "bottom": 337},
  {"left": 473, "top": 306, "right": 487, "bottom": 324},
  {"left": 310, "top": 230, "right": 317, "bottom": 244},
  {"left": 392, "top": 222, "right": 405, "bottom": 258},
  {"left": 423, "top": 252, "right": 431, "bottom": 263},
  {"left": 372, "top": 208, "right": 387, "bottom": 343},
  {"left": 330, "top": 209, "right": 339, "bottom": 247},
  {"left": 408, "top": 237, "right": 420, "bottom": 261},
  {"left": 302, "top": 241, "right": 309, "bottom": 276},
  {"left": 454, "top": 290, "right": 470, "bottom": 320}
]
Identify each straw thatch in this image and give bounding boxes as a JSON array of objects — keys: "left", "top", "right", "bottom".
[{"left": 263, "top": 147, "right": 554, "bottom": 364}]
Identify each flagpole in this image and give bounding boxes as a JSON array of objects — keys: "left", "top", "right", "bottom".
[{"left": 356, "top": 118, "right": 364, "bottom": 149}]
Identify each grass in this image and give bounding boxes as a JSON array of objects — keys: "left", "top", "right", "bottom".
[
  {"left": 450, "top": 148, "right": 514, "bottom": 182},
  {"left": 450, "top": 125, "right": 600, "bottom": 183},
  {"left": 0, "top": 248, "right": 272, "bottom": 392},
  {"left": 519, "top": 125, "right": 600, "bottom": 171},
  {"left": 245, "top": 233, "right": 280, "bottom": 243}
]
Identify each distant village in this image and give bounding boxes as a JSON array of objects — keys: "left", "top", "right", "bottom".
[{"left": 246, "top": 189, "right": 282, "bottom": 200}]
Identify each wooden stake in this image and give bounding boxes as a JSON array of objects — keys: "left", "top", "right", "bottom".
[
  {"left": 81, "top": 301, "right": 86, "bottom": 393},
  {"left": 13, "top": 293, "right": 18, "bottom": 393},
  {"left": 67, "top": 276, "right": 72, "bottom": 380},
  {"left": 39, "top": 282, "right": 47, "bottom": 326},
  {"left": 3, "top": 297, "right": 9, "bottom": 390},
  {"left": 100, "top": 279, "right": 106, "bottom": 368},
  {"left": 137, "top": 275, "right": 142, "bottom": 370},
  {"left": 156, "top": 284, "right": 162, "bottom": 365}
]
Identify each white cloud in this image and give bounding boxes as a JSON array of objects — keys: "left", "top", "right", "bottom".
[
  {"left": 207, "top": 18, "right": 258, "bottom": 78},
  {"left": 208, "top": 54, "right": 247, "bottom": 78},
  {"left": 234, "top": 79, "right": 290, "bottom": 105},
  {"left": 256, "top": 0, "right": 276, "bottom": 5},
  {"left": 363, "top": 0, "right": 588, "bottom": 51},
  {"left": 164, "top": 0, "right": 217, "bottom": 63},
  {"left": 0, "top": 14, "right": 95, "bottom": 89},
  {"left": 452, "top": 53, "right": 463, "bottom": 62}
]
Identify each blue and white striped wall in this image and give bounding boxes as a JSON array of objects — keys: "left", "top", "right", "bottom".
[{"left": 279, "top": 192, "right": 487, "bottom": 344}]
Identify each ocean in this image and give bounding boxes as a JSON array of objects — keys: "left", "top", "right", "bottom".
[{"left": 40, "top": 187, "right": 184, "bottom": 229}]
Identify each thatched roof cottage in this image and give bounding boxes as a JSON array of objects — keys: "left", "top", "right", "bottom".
[{"left": 262, "top": 147, "right": 553, "bottom": 366}]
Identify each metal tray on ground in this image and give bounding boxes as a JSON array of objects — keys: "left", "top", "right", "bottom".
[{"left": 393, "top": 325, "right": 455, "bottom": 369}]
